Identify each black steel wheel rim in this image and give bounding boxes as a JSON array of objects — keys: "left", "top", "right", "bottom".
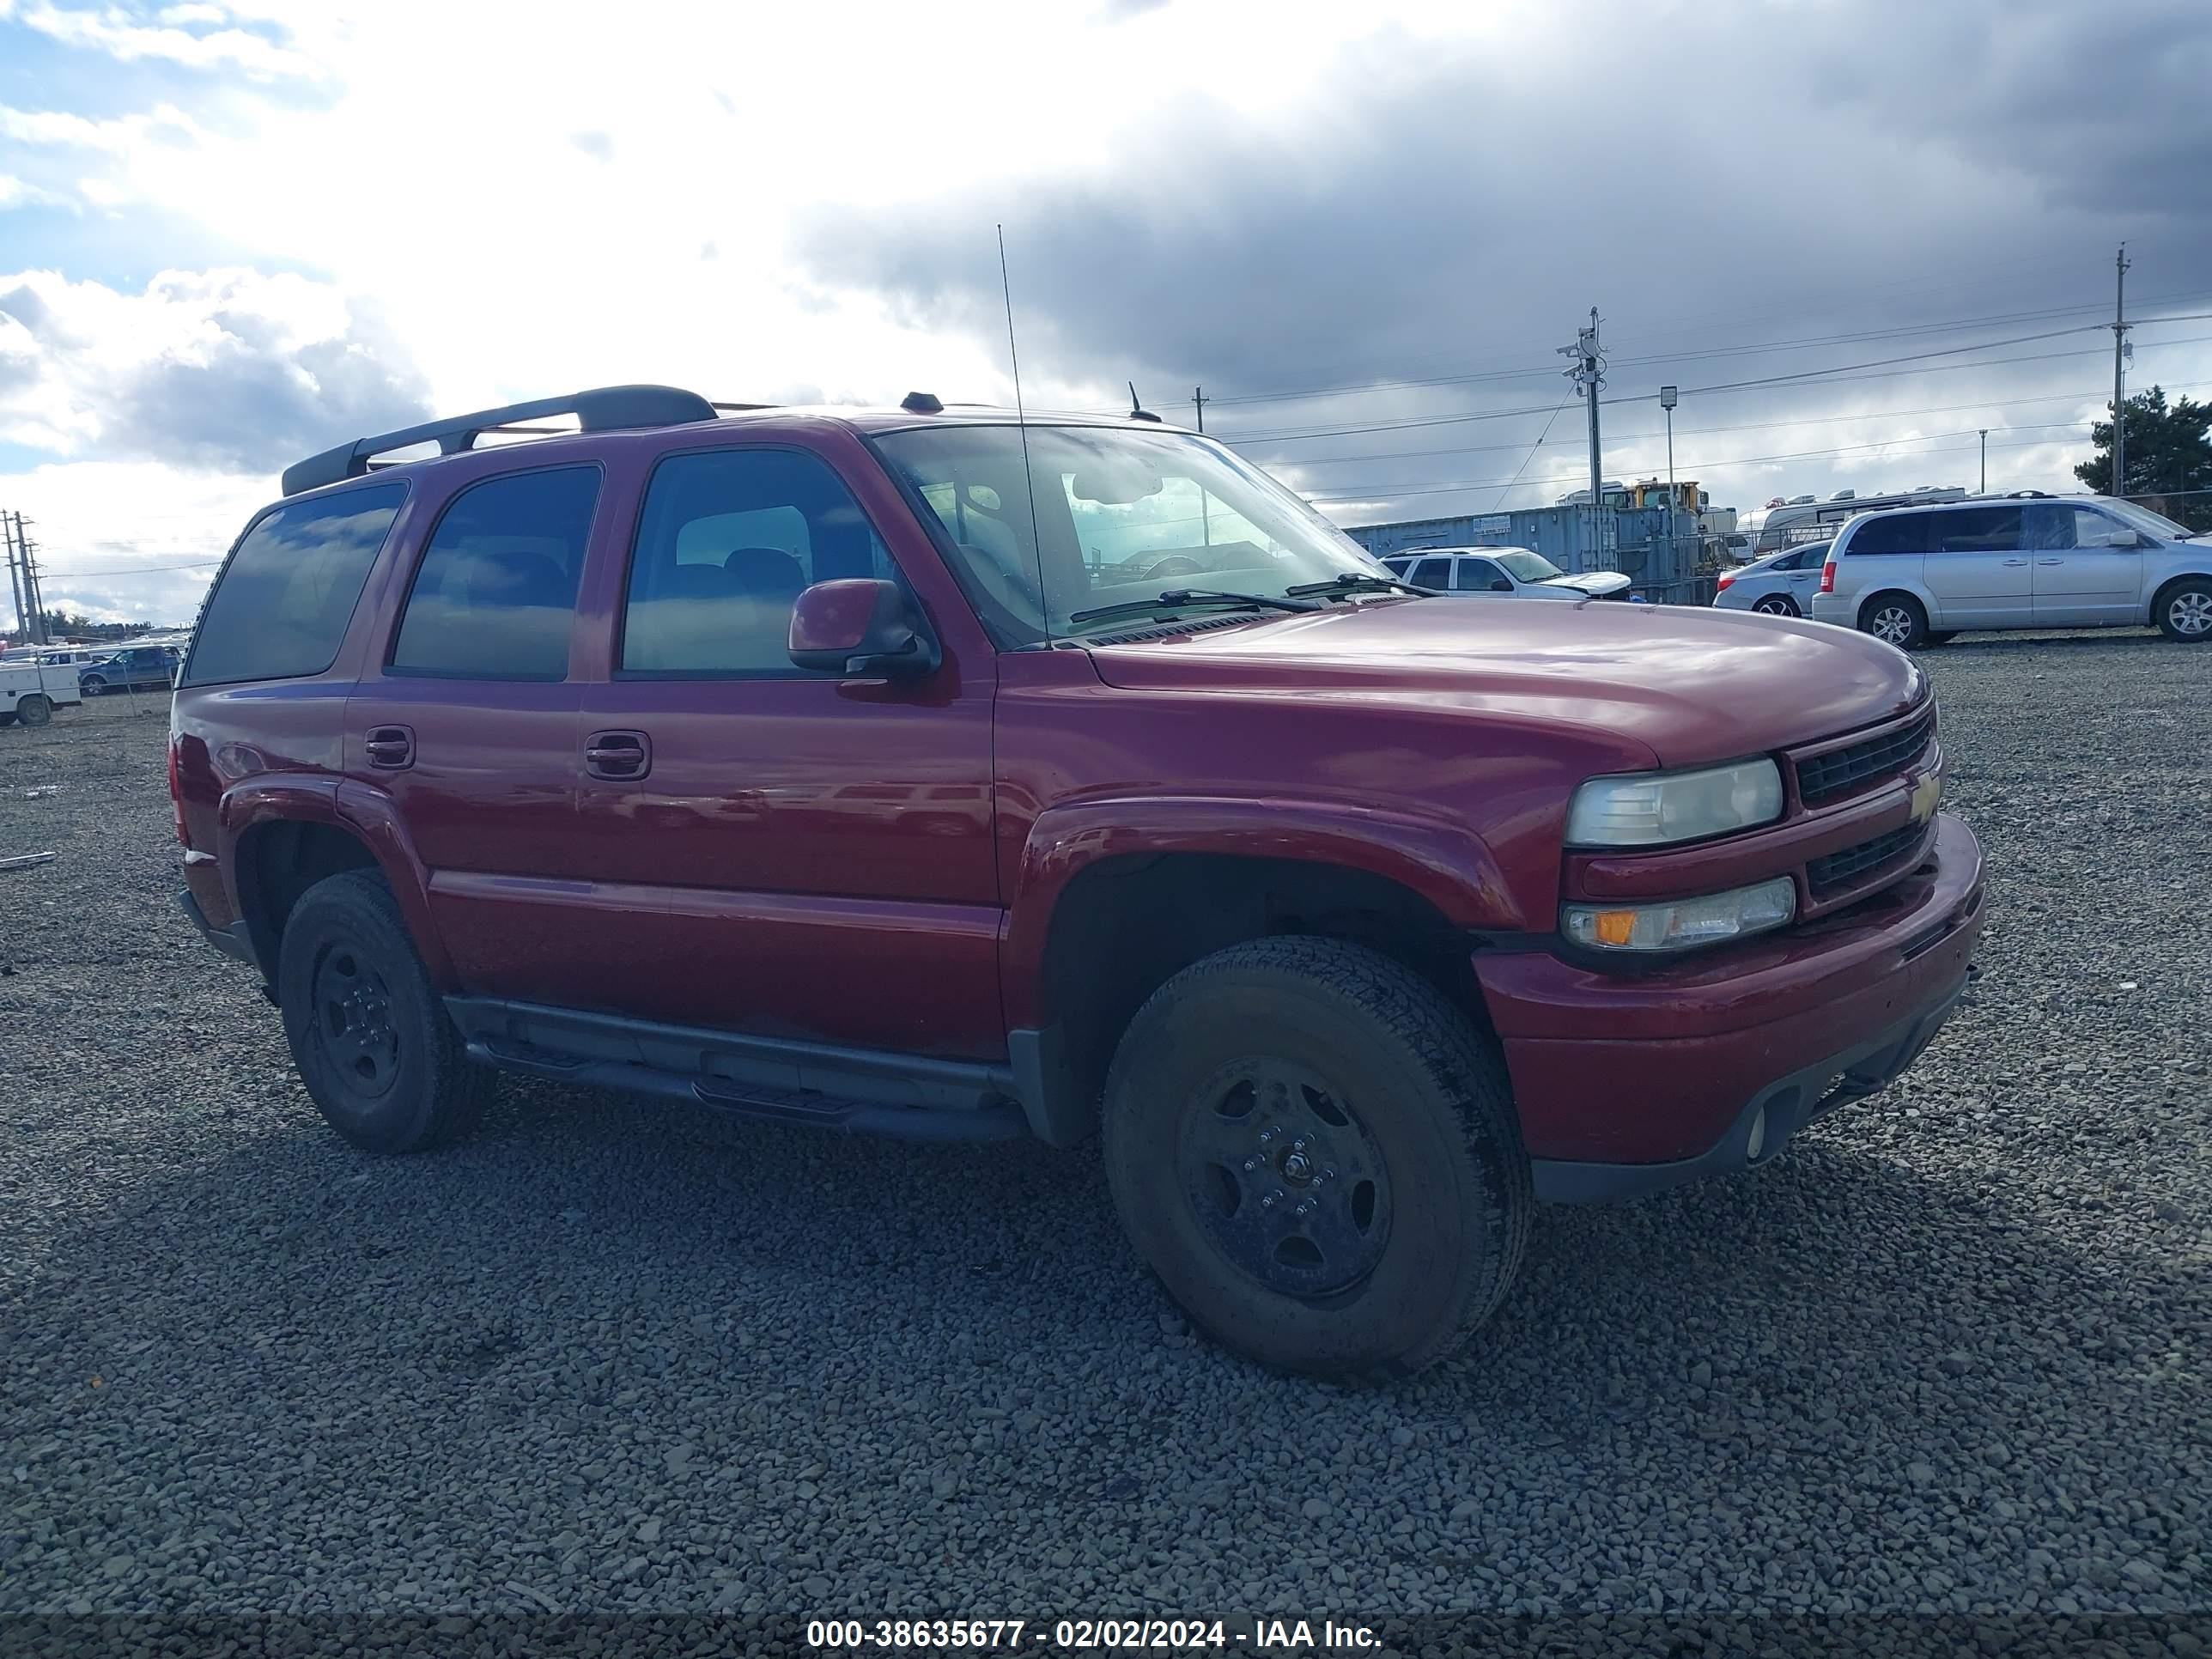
[
  {"left": 1176, "top": 1057, "right": 1393, "bottom": 1299},
  {"left": 312, "top": 943, "right": 400, "bottom": 1102}
]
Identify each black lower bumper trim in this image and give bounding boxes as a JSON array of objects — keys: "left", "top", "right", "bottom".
[
  {"left": 178, "top": 888, "right": 256, "bottom": 969},
  {"left": 1530, "top": 967, "right": 1972, "bottom": 1204}
]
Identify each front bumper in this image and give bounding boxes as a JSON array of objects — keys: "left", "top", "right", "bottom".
[{"left": 1477, "top": 811, "right": 1985, "bottom": 1201}]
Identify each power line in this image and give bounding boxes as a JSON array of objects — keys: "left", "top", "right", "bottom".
[
  {"left": 1307, "top": 432, "right": 2075, "bottom": 510},
  {"left": 1180, "top": 292, "right": 2212, "bottom": 416},
  {"left": 34, "top": 559, "right": 223, "bottom": 579},
  {"left": 1227, "top": 329, "right": 2212, "bottom": 446}
]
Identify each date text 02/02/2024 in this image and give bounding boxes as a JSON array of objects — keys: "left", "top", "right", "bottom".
[{"left": 802, "top": 1618, "right": 1382, "bottom": 1650}]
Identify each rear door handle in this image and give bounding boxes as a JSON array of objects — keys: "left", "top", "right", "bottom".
[
  {"left": 584, "top": 729, "right": 651, "bottom": 781},
  {"left": 363, "top": 725, "right": 415, "bottom": 769},
  {"left": 2036, "top": 557, "right": 2064, "bottom": 565},
  {"left": 2002, "top": 558, "right": 2029, "bottom": 567}
]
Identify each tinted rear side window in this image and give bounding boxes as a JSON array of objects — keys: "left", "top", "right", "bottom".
[
  {"left": 1409, "top": 556, "right": 1452, "bottom": 588},
  {"left": 1845, "top": 514, "right": 1929, "bottom": 556},
  {"left": 390, "top": 466, "right": 600, "bottom": 680},
  {"left": 1932, "top": 507, "right": 2023, "bottom": 552},
  {"left": 183, "top": 484, "right": 406, "bottom": 687}
]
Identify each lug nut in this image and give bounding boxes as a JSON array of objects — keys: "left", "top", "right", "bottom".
[
  {"left": 1261, "top": 1193, "right": 1277, "bottom": 1209},
  {"left": 1242, "top": 1158, "right": 1257, "bottom": 1171},
  {"left": 1292, "top": 1136, "right": 1309, "bottom": 1152}
]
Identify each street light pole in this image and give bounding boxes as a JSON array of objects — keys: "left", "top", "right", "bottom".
[
  {"left": 1979, "top": 428, "right": 1987, "bottom": 493},
  {"left": 1660, "top": 385, "right": 1677, "bottom": 499}
]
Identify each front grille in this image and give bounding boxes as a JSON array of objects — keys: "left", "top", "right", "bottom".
[
  {"left": 1796, "top": 706, "right": 1936, "bottom": 806},
  {"left": 1807, "top": 821, "right": 1926, "bottom": 896}
]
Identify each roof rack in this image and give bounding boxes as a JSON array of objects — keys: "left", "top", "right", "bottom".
[{"left": 281, "top": 384, "right": 720, "bottom": 497}]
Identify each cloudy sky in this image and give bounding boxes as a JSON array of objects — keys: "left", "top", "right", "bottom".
[{"left": 3, "top": 0, "right": 2209, "bottom": 625}]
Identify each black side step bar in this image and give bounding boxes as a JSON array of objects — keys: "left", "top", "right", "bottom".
[{"left": 447, "top": 996, "right": 1030, "bottom": 1144}]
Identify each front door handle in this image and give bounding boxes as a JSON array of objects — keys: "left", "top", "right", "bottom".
[
  {"left": 584, "top": 730, "right": 651, "bottom": 781},
  {"left": 363, "top": 725, "right": 415, "bottom": 769},
  {"left": 2002, "top": 558, "right": 2029, "bottom": 567}
]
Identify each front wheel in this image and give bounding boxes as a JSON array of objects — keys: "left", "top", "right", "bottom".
[
  {"left": 15, "top": 694, "right": 52, "bottom": 726},
  {"left": 1100, "top": 937, "right": 1531, "bottom": 1379},
  {"left": 2157, "top": 578, "right": 2212, "bottom": 641},
  {"left": 1860, "top": 593, "right": 1929, "bottom": 650},
  {"left": 80, "top": 676, "right": 106, "bottom": 697},
  {"left": 276, "top": 870, "right": 495, "bottom": 1153}
]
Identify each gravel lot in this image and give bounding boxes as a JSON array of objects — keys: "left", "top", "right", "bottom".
[{"left": 2, "top": 637, "right": 2208, "bottom": 1648}]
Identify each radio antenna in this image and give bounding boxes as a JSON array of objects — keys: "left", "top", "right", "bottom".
[{"left": 997, "top": 223, "right": 1052, "bottom": 646}]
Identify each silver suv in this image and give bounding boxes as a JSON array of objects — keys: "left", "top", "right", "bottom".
[{"left": 1808, "top": 495, "right": 2212, "bottom": 647}]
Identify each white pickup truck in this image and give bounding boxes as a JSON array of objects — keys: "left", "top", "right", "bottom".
[{"left": 0, "top": 655, "right": 85, "bottom": 726}]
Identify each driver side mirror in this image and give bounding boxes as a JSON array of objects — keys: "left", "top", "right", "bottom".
[
  {"left": 1490, "top": 578, "right": 1514, "bottom": 592},
  {"left": 788, "top": 580, "right": 939, "bottom": 680}
]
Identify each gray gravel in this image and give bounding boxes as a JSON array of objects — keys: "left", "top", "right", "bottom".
[{"left": 1, "top": 635, "right": 2208, "bottom": 1638}]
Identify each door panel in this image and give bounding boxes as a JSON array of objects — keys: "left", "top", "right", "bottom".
[
  {"left": 2027, "top": 504, "right": 2145, "bottom": 626},
  {"left": 343, "top": 463, "right": 605, "bottom": 999},
  {"left": 1920, "top": 506, "right": 2031, "bottom": 629},
  {"left": 571, "top": 442, "right": 1002, "bottom": 1058}
]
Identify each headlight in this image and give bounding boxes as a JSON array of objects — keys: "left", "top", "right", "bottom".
[
  {"left": 1563, "top": 876, "right": 1796, "bottom": 953},
  {"left": 1565, "top": 758, "right": 1784, "bottom": 848}
]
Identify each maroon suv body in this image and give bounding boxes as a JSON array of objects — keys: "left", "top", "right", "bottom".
[{"left": 173, "top": 385, "right": 1984, "bottom": 1376}]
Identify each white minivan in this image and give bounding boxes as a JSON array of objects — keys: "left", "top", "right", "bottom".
[{"left": 1808, "top": 496, "right": 2212, "bottom": 647}]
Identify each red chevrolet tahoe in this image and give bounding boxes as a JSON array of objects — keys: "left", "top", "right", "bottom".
[{"left": 173, "top": 385, "right": 1985, "bottom": 1377}]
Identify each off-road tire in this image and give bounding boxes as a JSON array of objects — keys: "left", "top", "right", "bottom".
[
  {"left": 276, "top": 870, "right": 494, "bottom": 1153},
  {"left": 1101, "top": 936, "right": 1531, "bottom": 1378},
  {"left": 2154, "top": 577, "right": 2212, "bottom": 641},
  {"left": 1859, "top": 592, "right": 1929, "bottom": 650}
]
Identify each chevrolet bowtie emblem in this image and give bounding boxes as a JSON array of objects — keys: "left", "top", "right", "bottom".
[{"left": 1909, "top": 773, "right": 1942, "bottom": 823}]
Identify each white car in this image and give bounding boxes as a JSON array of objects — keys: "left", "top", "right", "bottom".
[{"left": 1377, "top": 546, "right": 1635, "bottom": 603}]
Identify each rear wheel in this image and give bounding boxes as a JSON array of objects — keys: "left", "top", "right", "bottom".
[
  {"left": 276, "top": 870, "right": 495, "bottom": 1153},
  {"left": 1101, "top": 936, "right": 1530, "bottom": 1379},
  {"left": 1752, "top": 595, "right": 1798, "bottom": 617},
  {"left": 1860, "top": 592, "right": 1928, "bottom": 650},
  {"left": 15, "top": 694, "right": 52, "bottom": 726},
  {"left": 2155, "top": 578, "right": 2212, "bottom": 641}
]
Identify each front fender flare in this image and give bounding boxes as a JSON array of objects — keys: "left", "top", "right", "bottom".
[{"left": 1001, "top": 793, "right": 1521, "bottom": 1028}]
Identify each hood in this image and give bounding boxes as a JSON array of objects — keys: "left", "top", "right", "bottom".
[
  {"left": 1536, "top": 570, "right": 1632, "bottom": 599},
  {"left": 1085, "top": 598, "right": 1924, "bottom": 767}
]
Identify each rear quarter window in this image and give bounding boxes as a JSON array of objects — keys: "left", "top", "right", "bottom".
[
  {"left": 182, "top": 483, "right": 409, "bottom": 687},
  {"left": 1841, "top": 514, "right": 1929, "bottom": 556}
]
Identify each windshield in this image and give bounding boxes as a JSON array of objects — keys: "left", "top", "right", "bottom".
[
  {"left": 1498, "top": 550, "right": 1566, "bottom": 582},
  {"left": 2106, "top": 499, "right": 2195, "bottom": 540},
  {"left": 873, "top": 424, "right": 1383, "bottom": 641}
]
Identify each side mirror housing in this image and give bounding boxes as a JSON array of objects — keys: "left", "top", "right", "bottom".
[{"left": 788, "top": 579, "right": 939, "bottom": 679}]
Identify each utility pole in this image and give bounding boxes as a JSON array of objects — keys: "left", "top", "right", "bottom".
[
  {"left": 1192, "top": 386, "right": 1207, "bottom": 434},
  {"left": 3, "top": 510, "right": 26, "bottom": 641},
  {"left": 2112, "top": 244, "right": 2130, "bottom": 499},
  {"left": 1979, "top": 429, "right": 1988, "bottom": 493},
  {"left": 15, "top": 514, "right": 48, "bottom": 644},
  {"left": 1556, "top": 312, "right": 1608, "bottom": 570}
]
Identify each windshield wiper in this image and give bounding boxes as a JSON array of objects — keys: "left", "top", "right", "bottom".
[
  {"left": 1066, "top": 588, "right": 1321, "bottom": 625},
  {"left": 1284, "top": 572, "right": 1436, "bottom": 599}
]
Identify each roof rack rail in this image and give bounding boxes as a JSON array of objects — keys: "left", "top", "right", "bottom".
[{"left": 281, "top": 384, "right": 719, "bottom": 497}]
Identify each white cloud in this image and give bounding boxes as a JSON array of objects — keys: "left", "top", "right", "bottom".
[
  {"left": 16, "top": 0, "right": 319, "bottom": 79},
  {"left": 0, "top": 266, "right": 429, "bottom": 470},
  {"left": 5, "top": 458, "right": 267, "bottom": 626}
]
